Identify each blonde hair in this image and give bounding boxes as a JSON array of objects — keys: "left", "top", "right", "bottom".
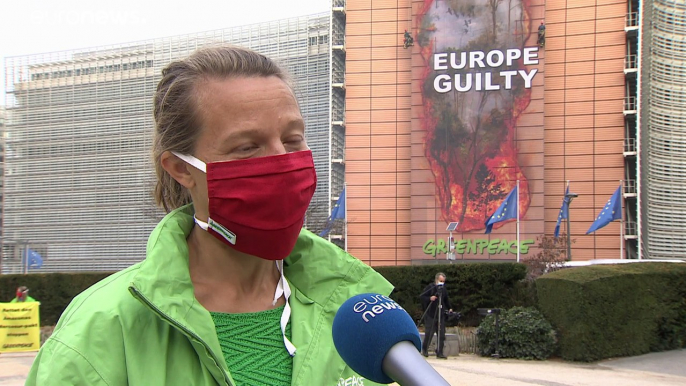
[{"left": 152, "top": 45, "right": 292, "bottom": 212}]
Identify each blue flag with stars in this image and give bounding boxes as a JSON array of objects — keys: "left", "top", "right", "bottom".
[
  {"left": 27, "top": 248, "right": 44, "bottom": 269},
  {"left": 554, "top": 186, "right": 570, "bottom": 238},
  {"left": 319, "top": 187, "right": 346, "bottom": 237},
  {"left": 485, "top": 185, "right": 518, "bottom": 234},
  {"left": 586, "top": 185, "right": 622, "bottom": 234}
]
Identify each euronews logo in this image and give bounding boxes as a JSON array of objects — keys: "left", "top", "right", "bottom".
[{"left": 352, "top": 294, "right": 405, "bottom": 323}]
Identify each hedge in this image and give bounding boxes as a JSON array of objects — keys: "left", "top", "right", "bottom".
[
  {"left": 0, "top": 272, "right": 114, "bottom": 326},
  {"left": 0, "top": 262, "right": 530, "bottom": 328},
  {"left": 373, "top": 262, "right": 529, "bottom": 326},
  {"left": 536, "top": 262, "right": 686, "bottom": 362}
]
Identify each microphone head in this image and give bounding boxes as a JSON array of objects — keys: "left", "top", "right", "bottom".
[{"left": 332, "top": 293, "right": 421, "bottom": 384}]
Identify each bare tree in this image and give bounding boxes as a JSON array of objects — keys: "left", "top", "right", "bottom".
[{"left": 522, "top": 234, "right": 575, "bottom": 281}]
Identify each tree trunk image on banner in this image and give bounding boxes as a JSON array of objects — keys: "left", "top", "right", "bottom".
[{"left": 417, "top": 0, "right": 539, "bottom": 232}]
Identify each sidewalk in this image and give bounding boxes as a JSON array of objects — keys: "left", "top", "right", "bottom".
[
  {"left": 2, "top": 349, "right": 685, "bottom": 385},
  {"left": 425, "top": 350, "right": 686, "bottom": 385},
  {"left": 0, "top": 352, "right": 35, "bottom": 386}
]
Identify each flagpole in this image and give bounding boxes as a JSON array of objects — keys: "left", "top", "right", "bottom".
[
  {"left": 344, "top": 182, "right": 348, "bottom": 252},
  {"left": 620, "top": 180, "right": 624, "bottom": 259},
  {"left": 516, "top": 179, "right": 520, "bottom": 263},
  {"left": 566, "top": 180, "right": 570, "bottom": 237},
  {"left": 24, "top": 243, "right": 29, "bottom": 275}
]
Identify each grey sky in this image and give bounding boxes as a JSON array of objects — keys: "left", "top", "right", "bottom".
[{"left": 1, "top": 0, "right": 329, "bottom": 105}]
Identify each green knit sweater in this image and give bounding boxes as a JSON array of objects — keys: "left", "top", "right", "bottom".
[{"left": 210, "top": 305, "right": 292, "bottom": 386}]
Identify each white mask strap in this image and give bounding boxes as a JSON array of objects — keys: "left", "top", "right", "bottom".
[
  {"left": 193, "top": 222, "right": 295, "bottom": 354},
  {"left": 193, "top": 215, "right": 237, "bottom": 245},
  {"left": 193, "top": 215, "right": 209, "bottom": 231},
  {"left": 172, "top": 152, "right": 207, "bottom": 173},
  {"left": 196, "top": 215, "right": 295, "bottom": 355},
  {"left": 275, "top": 260, "right": 296, "bottom": 356}
]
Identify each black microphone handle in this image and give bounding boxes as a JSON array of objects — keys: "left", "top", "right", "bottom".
[{"left": 381, "top": 341, "right": 451, "bottom": 386}]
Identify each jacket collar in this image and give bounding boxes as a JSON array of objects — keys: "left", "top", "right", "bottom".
[
  {"left": 131, "top": 205, "right": 199, "bottom": 329},
  {"left": 129, "top": 205, "right": 231, "bottom": 384}
]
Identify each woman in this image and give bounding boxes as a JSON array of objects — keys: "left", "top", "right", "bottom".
[{"left": 27, "top": 45, "right": 393, "bottom": 385}]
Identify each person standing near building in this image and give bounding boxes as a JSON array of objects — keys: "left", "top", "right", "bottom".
[
  {"left": 10, "top": 286, "right": 36, "bottom": 303},
  {"left": 403, "top": 29, "right": 414, "bottom": 48},
  {"left": 420, "top": 272, "right": 453, "bottom": 359},
  {"left": 26, "top": 45, "right": 393, "bottom": 385},
  {"left": 537, "top": 22, "right": 546, "bottom": 47}
]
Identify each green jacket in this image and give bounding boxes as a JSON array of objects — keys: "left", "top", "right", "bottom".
[
  {"left": 9, "top": 296, "right": 36, "bottom": 303},
  {"left": 27, "top": 205, "right": 393, "bottom": 385}
]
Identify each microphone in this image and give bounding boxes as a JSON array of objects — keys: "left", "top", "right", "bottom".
[{"left": 332, "top": 293, "right": 451, "bottom": 385}]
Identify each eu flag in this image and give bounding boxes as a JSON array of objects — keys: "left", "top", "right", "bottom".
[
  {"left": 319, "top": 187, "right": 346, "bottom": 237},
  {"left": 27, "top": 248, "right": 43, "bottom": 269},
  {"left": 485, "top": 185, "right": 518, "bottom": 234},
  {"left": 586, "top": 186, "right": 622, "bottom": 234},
  {"left": 330, "top": 187, "right": 346, "bottom": 221},
  {"left": 554, "top": 186, "right": 570, "bottom": 238}
]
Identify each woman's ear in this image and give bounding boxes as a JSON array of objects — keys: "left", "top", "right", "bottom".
[{"left": 160, "top": 151, "right": 196, "bottom": 189}]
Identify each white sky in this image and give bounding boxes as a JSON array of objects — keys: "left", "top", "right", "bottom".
[{"left": 0, "top": 0, "right": 330, "bottom": 105}]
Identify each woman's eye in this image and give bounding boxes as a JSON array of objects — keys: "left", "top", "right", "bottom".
[
  {"left": 285, "top": 137, "right": 304, "bottom": 146},
  {"left": 237, "top": 144, "right": 258, "bottom": 152}
]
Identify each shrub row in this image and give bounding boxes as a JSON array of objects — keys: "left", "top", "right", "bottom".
[
  {"left": 1, "top": 262, "right": 530, "bottom": 328},
  {"left": 536, "top": 262, "right": 686, "bottom": 362},
  {"left": 374, "top": 262, "right": 529, "bottom": 326},
  {"left": 0, "top": 272, "right": 113, "bottom": 326},
  {"left": 9, "top": 261, "right": 683, "bottom": 363}
]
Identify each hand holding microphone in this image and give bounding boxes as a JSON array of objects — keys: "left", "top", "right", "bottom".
[{"left": 332, "top": 293, "right": 451, "bottom": 386}]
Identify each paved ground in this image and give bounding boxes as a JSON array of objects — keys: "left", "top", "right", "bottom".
[
  {"left": 1, "top": 349, "right": 685, "bottom": 385},
  {"left": 600, "top": 349, "right": 686, "bottom": 378},
  {"left": 427, "top": 350, "right": 686, "bottom": 386},
  {"left": 0, "top": 352, "right": 34, "bottom": 386}
]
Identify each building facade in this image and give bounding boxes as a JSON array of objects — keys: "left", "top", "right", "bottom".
[
  {"left": 0, "top": 106, "right": 4, "bottom": 255},
  {"left": 639, "top": 0, "right": 686, "bottom": 260},
  {"left": 2, "top": 13, "right": 333, "bottom": 273},
  {"left": 3, "top": 0, "right": 683, "bottom": 272},
  {"left": 341, "top": 0, "right": 680, "bottom": 265}
]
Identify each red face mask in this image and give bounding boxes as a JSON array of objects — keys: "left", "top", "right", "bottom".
[{"left": 174, "top": 150, "right": 317, "bottom": 260}]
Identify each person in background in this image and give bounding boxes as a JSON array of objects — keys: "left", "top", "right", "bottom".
[
  {"left": 26, "top": 44, "right": 393, "bottom": 386},
  {"left": 420, "top": 272, "right": 453, "bottom": 359},
  {"left": 10, "top": 286, "right": 36, "bottom": 303},
  {"left": 537, "top": 22, "right": 546, "bottom": 47},
  {"left": 403, "top": 29, "right": 414, "bottom": 48}
]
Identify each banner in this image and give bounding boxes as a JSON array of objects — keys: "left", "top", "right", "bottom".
[
  {"left": 416, "top": 0, "right": 542, "bottom": 232},
  {"left": 0, "top": 302, "right": 41, "bottom": 352}
]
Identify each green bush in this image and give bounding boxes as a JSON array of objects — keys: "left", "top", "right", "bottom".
[
  {"left": 536, "top": 262, "right": 686, "bottom": 362},
  {"left": 476, "top": 306, "right": 557, "bottom": 359},
  {"left": 0, "top": 272, "right": 114, "bottom": 326},
  {"left": 373, "top": 263, "right": 529, "bottom": 326},
  {"left": 0, "top": 262, "right": 533, "bottom": 328}
]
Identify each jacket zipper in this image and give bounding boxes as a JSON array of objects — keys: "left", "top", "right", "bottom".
[{"left": 129, "top": 287, "right": 233, "bottom": 386}]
